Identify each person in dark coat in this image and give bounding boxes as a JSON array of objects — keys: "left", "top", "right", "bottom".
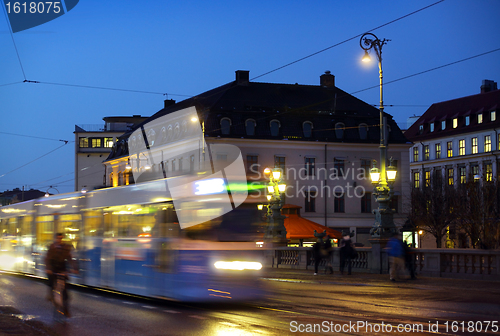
[
  {"left": 403, "top": 241, "right": 417, "bottom": 280},
  {"left": 339, "top": 234, "right": 354, "bottom": 275},
  {"left": 323, "top": 235, "right": 334, "bottom": 274},
  {"left": 312, "top": 238, "right": 324, "bottom": 275}
]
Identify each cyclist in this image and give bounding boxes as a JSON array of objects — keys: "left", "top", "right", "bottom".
[{"left": 45, "top": 233, "right": 77, "bottom": 317}]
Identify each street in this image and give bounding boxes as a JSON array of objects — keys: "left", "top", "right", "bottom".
[{"left": 1, "top": 270, "right": 499, "bottom": 335}]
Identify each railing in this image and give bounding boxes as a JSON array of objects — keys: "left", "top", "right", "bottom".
[{"left": 268, "top": 247, "right": 500, "bottom": 280}]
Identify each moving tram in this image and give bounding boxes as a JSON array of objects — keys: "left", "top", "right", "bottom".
[{"left": 0, "top": 177, "right": 266, "bottom": 301}]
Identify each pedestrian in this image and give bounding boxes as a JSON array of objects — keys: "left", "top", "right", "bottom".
[
  {"left": 323, "top": 235, "right": 334, "bottom": 274},
  {"left": 312, "top": 238, "right": 324, "bottom": 275},
  {"left": 339, "top": 234, "right": 354, "bottom": 275},
  {"left": 387, "top": 232, "right": 406, "bottom": 282},
  {"left": 403, "top": 241, "right": 417, "bottom": 280}
]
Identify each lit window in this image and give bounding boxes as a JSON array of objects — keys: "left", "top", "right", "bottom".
[
  {"left": 453, "top": 118, "right": 458, "bottom": 128},
  {"left": 491, "top": 111, "right": 496, "bottom": 122},
  {"left": 447, "top": 168, "right": 454, "bottom": 186},
  {"left": 485, "top": 135, "right": 491, "bottom": 152},
  {"left": 441, "top": 120, "right": 446, "bottom": 130},
  {"left": 425, "top": 170, "right": 431, "bottom": 187},
  {"left": 435, "top": 143, "right": 441, "bottom": 159},
  {"left": 471, "top": 137, "right": 478, "bottom": 154},
  {"left": 459, "top": 166, "right": 466, "bottom": 184},
  {"left": 430, "top": 123, "right": 434, "bottom": 132},
  {"left": 485, "top": 163, "right": 493, "bottom": 182},
  {"left": 91, "top": 138, "right": 102, "bottom": 148},
  {"left": 465, "top": 116, "right": 470, "bottom": 126},
  {"left": 424, "top": 145, "right": 429, "bottom": 161},
  {"left": 303, "top": 121, "right": 313, "bottom": 138},
  {"left": 79, "top": 137, "right": 89, "bottom": 148},
  {"left": 459, "top": 139, "right": 465, "bottom": 156},
  {"left": 478, "top": 113, "right": 483, "bottom": 124},
  {"left": 413, "top": 171, "right": 420, "bottom": 188},
  {"left": 447, "top": 141, "right": 453, "bottom": 157},
  {"left": 413, "top": 147, "right": 419, "bottom": 162},
  {"left": 104, "top": 137, "right": 114, "bottom": 148}
]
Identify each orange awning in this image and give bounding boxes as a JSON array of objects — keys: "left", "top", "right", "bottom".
[{"left": 282, "top": 204, "right": 342, "bottom": 240}]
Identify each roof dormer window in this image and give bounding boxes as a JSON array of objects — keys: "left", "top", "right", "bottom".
[
  {"left": 303, "top": 121, "right": 313, "bottom": 138},
  {"left": 359, "top": 123, "right": 368, "bottom": 139},
  {"left": 491, "top": 111, "right": 496, "bottom": 122},
  {"left": 270, "top": 120, "right": 280, "bottom": 136},
  {"left": 245, "top": 119, "right": 256, "bottom": 136},
  {"left": 478, "top": 113, "right": 483, "bottom": 124},
  {"left": 453, "top": 118, "right": 458, "bottom": 128},
  {"left": 465, "top": 116, "right": 470, "bottom": 126},
  {"left": 441, "top": 120, "right": 446, "bottom": 130},
  {"left": 335, "top": 123, "right": 345, "bottom": 139},
  {"left": 220, "top": 118, "right": 231, "bottom": 135},
  {"left": 430, "top": 123, "right": 434, "bottom": 132}
]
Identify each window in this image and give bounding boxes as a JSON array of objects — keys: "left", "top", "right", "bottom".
[
  {"left": 305, "top": 157, "right": 315, "bottom": 177},
  {"left": 91, "top": 138, "right": 102, "bottom": 148},
  {"left": 459, "top": 166, "right": 466, "bottom": 184},
  {"left": 418, "top": 124, "right": 424, "bottom": 134},
  {"left": 246, "top": 155, "right": 258, "bottom": 173},
  {"left": 334, "top": 191, "right": 345, "bottom": 213},
  {"left": 221, "top": 118, "right": 231, "bottom": 135},
  {"left": 303, "top": 121, "right": 313, "bottom": 138},
  {"left": 413, "top": 147, "right": 419, "bottom": 162},
  {"left": 335, "top": 123, "right": 344, "bottom": 139},
  {"left": 453, "top": 118, "right": 458, "bottom": 128},
  {"left": 435, "top": 143, "right": 441, "bottom": 159},
  {"left": 447, "top": 141, "right": 453, "bottom": 157},
  {"left": 485, "top": 163, "right": 493, "bottom": 182},
  {"left": 270, "top": 120, "right": 280, "bottom": 136},
  {"left": 447, "top": 167, "right": 454, "bottom": 186},
  {"left": 79, "top": 137, "right": 89, "bottom": 148},
  {"left": 245, "top": 119, "right": 256, "bottom": 136},
  {"left": 424, "top": 145, "right": 429, "bottom": 161},
  {"left": 333, "top": 158, "right": 344, "bottom": 177},
  {"left": 413, "top": 171, "right": 420, "bottom": 189},
  {"left": 361, "top": 159, "right": 371, "bottom": 179},
  {"left": 274, "top": 156, "right": 285, "bottom": 176},
  {"left": 361, "top": 193, "right": 372, "bottom": 213},
  {"left": 104, "top": 137, "right": 114, "bottom": 148},
  {"left": 305, "top": 191, "right": 316, "bottom": 212},
  {"left": 478, "top": 113, "right": 483, "bottom": 124},
  {"left": 441, "top": 120, "right": 446, "bottom": 130},
  {"left": 459, "top": 139, "right": 465, "bottom": 156},
  {"left": 485, "top": 135, "right": 491, "bottom": 152},
  {"left": 359, "top": 124, "right": 368, "bottom": 139},
  {"left": 471, "top": 164, "right": 479, "bottom": 181},
  {"left": 465, "top": 116, "right": 470, "bottom": 126},
  {"left": 425, "top": 170, "right": 431, "bottom": 187},
  {"left": 434, "top": 168, "right": 442, "bottom": 186},
  {"left": 471, "top": 137, "right": 478, "bottom": 154},
  {"left": 491, "top": 111, "right": 496, "bottom": 122},
  {"left": 430, "top": 123, "right": 434, "bottom": 132}
]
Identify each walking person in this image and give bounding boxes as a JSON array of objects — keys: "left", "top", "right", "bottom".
[
  {"left": 323, "top": 235, "right": 334, "bottom": 274},
  {"left": 312, "top": 238, "right": 324, "bottom": 276},
  {"left": 339, "top": 234, "right": 354, "bottom": 275},
  {"left": 387, "top": 233, "right": 406, "bottom": 282},
  {"left": 403, "top": 241, "right": 417, "bottom": 280}
]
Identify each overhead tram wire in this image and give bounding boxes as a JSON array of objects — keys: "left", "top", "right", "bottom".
[
  {"left": 0, "top": 131, "right": 72, "bottom": 143},
  {"left": 250, "top": 0, "right": 445, "bottom": 81},
  {"left": 0, "top": 81, "right": 24, "bottom": 87},
  {"left": 1, "top": 3, "right": 27, "bottom": 80},
  {"left": 0, "top": 142, "right": 69, "bottom": 178}
]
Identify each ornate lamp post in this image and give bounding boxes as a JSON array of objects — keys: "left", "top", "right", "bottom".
[
  {"left": 258, "top": 167, "right": 287, "bottom": 245},
  {"left": 360, "top": 33, "right": 398, "bottom": 240}
]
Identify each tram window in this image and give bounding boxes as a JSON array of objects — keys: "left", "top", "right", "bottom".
[
  {"left": 7, "top": 218, "right": 17, "bottom": 235},
  {"left": 59, "top": 214, "right": 81, "bottom": 249},
  {"left": 36, "top": 215, "right": 54, "bottom": 249},
  {"left": 103, "top": 212, "right": 114, "bottom": 237},
  {"left": 19, "top": 216, "right": 33, "bottom": 236},
  {"left": 84, "top": 211, "right": 102, "bottom": 237}
]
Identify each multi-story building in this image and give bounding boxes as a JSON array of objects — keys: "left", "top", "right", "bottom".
[
  {"left": 74, "top": 116, "right": 148, "bottom": 192},
  {"left": 103, "top": 71, "right": 411, "bottom": 246},
  {"left": 405, "top": 80, "right": 500, "bottom": 247}
]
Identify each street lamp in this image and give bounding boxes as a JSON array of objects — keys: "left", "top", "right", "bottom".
[
  {"left": 258, "top": 167, "right": 287, "bottom": 245},
  {"left": 360, "top": 32, "right": 397, "bottom": 239},
  {"left": 45, "top": 186, "right": 59, "bottom": 197}
]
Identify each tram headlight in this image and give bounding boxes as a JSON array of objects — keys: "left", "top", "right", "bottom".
[{"left": 214, "top": 261, "right": 262, "bottom": 271}]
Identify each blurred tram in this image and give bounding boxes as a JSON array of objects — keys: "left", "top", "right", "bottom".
[{"left": 0, "top": 177, "right": 266, "bottom": 302}]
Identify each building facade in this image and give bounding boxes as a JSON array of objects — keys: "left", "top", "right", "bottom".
[
  {"left": 103, "top": 71, "right": 411, "bottom": 247},
  {"left": 405, "top": 80, "right": 500, "bottom": 247},
  {"left": 74, "top": 116, "right": 148, "bottom": 192}
]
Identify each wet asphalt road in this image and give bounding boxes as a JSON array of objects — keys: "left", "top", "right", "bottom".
[{"left": 1, "top": 270, "right": 500, "bottom": 335}]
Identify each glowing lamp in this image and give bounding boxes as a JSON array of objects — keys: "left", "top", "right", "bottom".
[
  {"left": 257, "top": 204, "right": 264, "bottom": 210},
  {"left": 386, "top": 165, "right": 397, "bottom": 182},
  {"left": 272, "top": 169, "right": 281, "bottom": 180},
  {"left": 370, "top": 167, "right": 380, "bottom": 183},
  {"left": 191, "top": 117, "right": 198, "bottom": 122},
  {"left": 267, "top": 185, "right": 275, "bottom": 193},
  {"left": 278, "top": 184, "right": 286, "bottom": 192},
  {"left": 362, "top": 50, "right": 371, "bottom": 62},
  {"left": 263, "top": 168, "right": 271, "bottom": 176},
  {"left": 266, "top": 195, "right": 272, "bottom": 201}
]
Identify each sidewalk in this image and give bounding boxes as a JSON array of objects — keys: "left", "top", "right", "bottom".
[{"left": 261, "top": 267, "right": 500, "bottom": 292}]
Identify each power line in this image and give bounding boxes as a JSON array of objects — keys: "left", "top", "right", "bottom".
[
  {"left": 0, "top": 131, "right": 72, "bottom": 143},
  {"left": 0, "top": 81, "right": 23, "bottom": 87},
  {"left": 0, "top": 142, "right": 69, "bottom": 178},
  {"left": 251, "top": 0, "right": 445, "bottom": 81}
]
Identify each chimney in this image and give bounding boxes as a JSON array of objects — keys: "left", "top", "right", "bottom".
[
  {"left": 320, "top": 71, "right": 335, "bottom": 87},
  {"left": 164, "top": 99, "right": 176, "bottom": 109},
  {"left": 481, "top": 80, "right": 498, "bottom": 93},
  {"left": 235, "top": 70, "right": 249, "bottom": 85}
]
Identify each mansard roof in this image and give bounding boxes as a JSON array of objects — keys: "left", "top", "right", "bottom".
[
  {"left": 405, "top": 88, "right": 500, "bottom": 141},
  {"left": 105, "top": 71, "right": 407, "bottom": 161}
]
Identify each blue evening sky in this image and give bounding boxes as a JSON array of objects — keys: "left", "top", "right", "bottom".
[{"left": 1, "top": 0, "right": 500, "bottom": 193}]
